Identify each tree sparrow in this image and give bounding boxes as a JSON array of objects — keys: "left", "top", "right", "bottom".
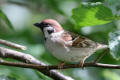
[{"left": 34, "top": 19, "right": 108, "bottom": 67}]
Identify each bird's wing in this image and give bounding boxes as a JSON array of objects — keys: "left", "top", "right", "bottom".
[{"left": 61, "top": 31, "right": 97, "bottom": 48}]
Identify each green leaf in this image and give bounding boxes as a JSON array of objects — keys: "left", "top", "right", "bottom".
[
  {"left": 0, "top": 9, "right": 14, "bottom": 30},
  {"left": 72, "top": 2, "right": 115, "bottom": 27},
  {"left": 109, "top": 31, "right": 120, "bottom": 60}
]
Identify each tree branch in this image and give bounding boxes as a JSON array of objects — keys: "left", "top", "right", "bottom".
[
  {"left": 0, "top": 39, "right": 26, "bottom": 50},
  {"left": 0, "top": 47, "right": 73, "bottom": 80},
  {"left": 0, "top": 60, "right": 120, "bottom": 70}
]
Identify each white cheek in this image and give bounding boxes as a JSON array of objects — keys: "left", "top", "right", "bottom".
[
  {"left": 51, "top": 30, "right": 64, "bottom": 37},
  {"left": 43, "top": 28, "right": 49, "bottom": 38}
]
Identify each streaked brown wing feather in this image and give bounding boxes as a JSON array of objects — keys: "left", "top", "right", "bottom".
[
  {"left": 61, "top": 31, "right": 96, "bottom": 48},
  {"left": 72, "top": 36, "right": 96, "bottom": 48}
]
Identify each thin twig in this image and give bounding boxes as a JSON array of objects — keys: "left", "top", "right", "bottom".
[
  {"left": 0, "top": 60, "right": 120, "bottom": 70},
  {"left": 0, "top": 39, "right": 27, "bottom": 50},
  {"left": 0, "top": 47, "right": 73, "bottom": 80},
  {"left": 94, "top": 48, "right": 109, "bottom": 63}
]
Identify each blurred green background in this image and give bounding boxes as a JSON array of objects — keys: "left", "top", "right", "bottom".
[{"left": 0, "top": 0, "right": 120, "bottom": 80}]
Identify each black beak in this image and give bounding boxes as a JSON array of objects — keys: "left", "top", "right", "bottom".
[{"left": 34, "top": 23, "right": 41, "bottom": 27}]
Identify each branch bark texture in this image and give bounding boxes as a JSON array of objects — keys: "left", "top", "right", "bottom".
[{"left": 0, "top": 42, "right": 73, "bottom": 80}]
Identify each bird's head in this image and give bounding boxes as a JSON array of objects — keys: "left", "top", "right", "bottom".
[{"left": 34, "top": 19, "right": 63, "bottom": 39}]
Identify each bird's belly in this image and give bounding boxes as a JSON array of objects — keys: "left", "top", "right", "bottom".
[
  {"left": 68, "top": 48, "right": 95, "bottom": 62},
  {"left": 46, "top": 40, "right": 68, "bottom": 61},
  {"left": 46, "top": 40, "right": 95, "bottom": 63}
]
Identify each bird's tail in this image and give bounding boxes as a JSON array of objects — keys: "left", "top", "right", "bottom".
[{"left": 96, "top": 43, "right": 108, "bottom": 50}]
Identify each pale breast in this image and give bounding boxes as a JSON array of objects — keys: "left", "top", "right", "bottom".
[
  {"left": 45, "top": 38, "right": 69, "bottom": 61},
  {"left": 45, "top": 38, "right": 96, "bottom": 63}
]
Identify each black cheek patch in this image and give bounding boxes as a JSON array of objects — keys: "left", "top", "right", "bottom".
[{"left": 47, "top": 29, "right": 54, "bottom": 34}]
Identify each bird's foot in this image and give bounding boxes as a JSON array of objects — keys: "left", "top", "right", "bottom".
[
  {"left": 58, "top": 61, "right": 65, "bottom": 69},
  {"left": 79, "top": 61, "right": 84, "bottom": 69}
]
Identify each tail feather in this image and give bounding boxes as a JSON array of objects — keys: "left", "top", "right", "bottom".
[{"left": 96, "top": 43, "right": 108, "bottom": 50}]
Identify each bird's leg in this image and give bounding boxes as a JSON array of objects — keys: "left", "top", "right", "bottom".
[
  {"left": 79, "top": 56, "right": 88, "bottom": 69},
  {"left": 58, "top": 61, "right": 66, "bottom": 69}
]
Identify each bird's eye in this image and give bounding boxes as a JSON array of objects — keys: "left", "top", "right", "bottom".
[
  {"left": 47, "top": 29, "right": 54, "bottom": 34},
  {"left": 44, "top": 23, "right": 50, "bottom": 26}
]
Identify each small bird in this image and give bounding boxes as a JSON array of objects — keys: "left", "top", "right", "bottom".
[{"left": 34, "top": 19, "right": 108, "bottom": 67}]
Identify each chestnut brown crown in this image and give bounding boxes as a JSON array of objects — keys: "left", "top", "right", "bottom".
[{"left": 34, "top": 19, "right": 63, "bottom": 32}]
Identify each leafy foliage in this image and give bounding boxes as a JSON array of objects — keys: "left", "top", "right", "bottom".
[
  {"left": 72, "top": 2, "right": 115, "bottom": 27},
  {"left": 109, "top": 31, "right": 120, "bottom": 60},
  {"left": 0, "top": 9, "right": 14, "bottom": 30}
]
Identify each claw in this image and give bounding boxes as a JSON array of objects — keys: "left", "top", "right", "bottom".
[{"left": 58, "top": 61, "right": 65, "bottom": 69}]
